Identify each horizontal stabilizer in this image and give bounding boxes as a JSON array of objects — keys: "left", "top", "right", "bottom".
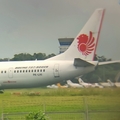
[
  {"left": 98, "top": 60, "right": 120, "bottom": 65},
  {"left": 74, "top": 58, "right": 94, "bottom": 67}
]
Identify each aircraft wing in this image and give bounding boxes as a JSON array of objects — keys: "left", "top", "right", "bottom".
[
  {"left": 98, "top": 60, "right": 120, "bottom": 65},
  {"left": 74, "top": 58, "right": 94, "bottom": 67}
]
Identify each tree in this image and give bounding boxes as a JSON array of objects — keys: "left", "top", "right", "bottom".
[
  {"left": 45, "top": 53, "right": 56, "bottom": 59},
  {"left": 11, "top": 53, "right": 33, "bottom": 61},
  {"left": 33, "top": 53, "right": 46, "bottom": 60},
  {"left": 10, "top": 52, "right": 56, "bottom": 61},
  {"left": 26, "top": 110, "right": 47, "bottom": 120}
]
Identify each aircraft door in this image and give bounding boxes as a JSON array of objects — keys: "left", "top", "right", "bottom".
[
  {"left": 8, "top": 68, "right": 13, "bottom": 78},
  {"left": 53, "top": 64, "right": 59, "bottom": 77}
]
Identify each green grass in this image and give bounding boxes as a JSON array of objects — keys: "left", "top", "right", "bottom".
[{"left": 0, "top": 88, "right": 120, "bottom": 120}]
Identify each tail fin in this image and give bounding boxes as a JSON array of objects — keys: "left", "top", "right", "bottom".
[
  {"left": 78, "top": 78, "right": 84, "bottom": 84},
  {"left": 67, "top": 80, "right": 73, "bottom": 84},
  {"left": 48, "top": 8, "right": 105, "bottom": 61},
  {"left": 107, "top": 79, "right": 114, "bottom": 86}
]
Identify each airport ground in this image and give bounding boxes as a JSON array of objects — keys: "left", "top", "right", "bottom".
[{"left": 0, "top": 88, "right": 120, "bottom": 120}]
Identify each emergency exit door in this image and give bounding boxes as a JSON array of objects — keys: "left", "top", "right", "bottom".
[
  {"left": 53, "top": 64, "right": 59, "bottom": 77},
  {"left": 8, "top": 68, "right": 13, "bottom": 78}
]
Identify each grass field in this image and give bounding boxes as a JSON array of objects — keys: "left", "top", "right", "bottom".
[{"left": 0, "top": 88, "right": 120, "bottom": 120}]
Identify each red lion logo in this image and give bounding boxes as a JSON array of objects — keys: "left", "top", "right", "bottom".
[{"left": 77, "top": 31, "right": 95, "bottom": 56}]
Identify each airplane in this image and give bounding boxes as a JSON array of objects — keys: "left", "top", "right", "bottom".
[
  {"left": 56, "top": 83, "right": 68, "bottom": 88},
  {"left": 91, "top": 83, "right": 104, "bottom": 88},
  {"left": 99, "top": 79, "right": 115, "bottom": 87},
  {"left": 67, "top": 80, "right": 84, "bottom": 88},
  {"left": 0, "top": 8, "right": 120, "bottom": 90},
  {"left": 77, "top": 77, "right": 103, "bottom": 88},
  {"left": 115, "top": 82, "right": 120, "bottom": 87},
  {"left": 46, "top": 84, "right": 58, "bottom": 89},
  {"left": 78, "top": 78, "right": 92, "bottom": 88},
  {"left": 107, "top": 79, "right": 115, "bottom": 87}
]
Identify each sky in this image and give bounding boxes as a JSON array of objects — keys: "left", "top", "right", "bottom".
[{"left": 0, "top": 0, "right": 120, "bottom": 60}]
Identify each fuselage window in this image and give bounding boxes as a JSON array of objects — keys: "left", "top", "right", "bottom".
[
  {"left": 17, "top": 70, "right": 19, "bottom": 73},
  {"left": 26, "top": 70, "right": 27, "bottom": 72},
  {"left": 29, "top": 70, "right": 30, "bottom": 72},
  {"left": 37, "top": 69, "right": 39, "bottom": 72},
  {"left": 40, "top": 69, "right": 42, "bottom": 72},
  {"left": 14, "top": 70, "right": 16, "bottom": 73},
  {"left": 20, "top": 70, "right": 22, "bottom": 73},
  {"left": 23, "top": 70, "right": 25, "bottom": 73},
  {"left": 43, "top": 69, "right": 45, "bottom": 72},
  {"left": 34, "top": 70, "right": 36, "bottom": 72},
  {"left": 31, "top": 70, "right": 33, "bottom": 72},
  {"left": 1, "top": 71, "right": 3, "bottom": 73},
  {"left": 4, "top": 71, "right": 7, "bottom": 73}
]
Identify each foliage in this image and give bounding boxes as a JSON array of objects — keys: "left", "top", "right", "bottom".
[
  {"left": 26, "top": 110, "right": 47, "bottom": 120},
  {"left": 10, "top": 52, "right": 56, "bottom": 61},
  {"left": 11, "top": 53, "right": 33, "bottom": 61}
]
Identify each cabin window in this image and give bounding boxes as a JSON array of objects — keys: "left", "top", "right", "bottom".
[
  {"left": 20, "top": 70, "right": 22, "bottom": 73},
  {"left": 37, "top": 69, "right": 39, "bottom": 72},
  {"left": 4, "top": 71, "right": 7, "bottom": 73},
  {"left": 23, "top": 70, "right": 25, "bottom": 73},
  {"left": 14, "top": 70, "right": 16, "bottom": 73},
  {"left": 29, "top": 70, "right": 30, "bottom": 72},
  {"left": 26, "top": 70, "right": 27, "bottom": 72},
  {"left": 43, "top": 69, "right": 45, "bottom": 72},
  {"left": 34, "top": 70, "right": 36, "bottom": 72},
  {"left": 40, "top": 69, "right": 42, "bottom": 72},
  {"left": 31, "top": 70, "right": 33, "bottom": 72}
]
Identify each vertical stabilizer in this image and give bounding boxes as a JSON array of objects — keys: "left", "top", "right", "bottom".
[
  {"left": 78, "top": 78, "right": 84, "bottom": 84},
  {"left": 48, "top": 8, "right": 105, "bottom": 61}
]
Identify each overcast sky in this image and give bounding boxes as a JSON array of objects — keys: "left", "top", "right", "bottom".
[{"left": 0, "top": 0, "right": 120, "bottom": 60}]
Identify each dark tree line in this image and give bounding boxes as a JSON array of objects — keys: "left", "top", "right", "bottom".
[{"left": 0, "top": 53, "right": 56, "bottom": 61}]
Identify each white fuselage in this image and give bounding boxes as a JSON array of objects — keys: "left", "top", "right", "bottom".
[
  {"left": 0, "top": 60, "right": 95, "bottom": 89},
  {"left": 67, "top": 80, "right": 83, "bottom": 88}
]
